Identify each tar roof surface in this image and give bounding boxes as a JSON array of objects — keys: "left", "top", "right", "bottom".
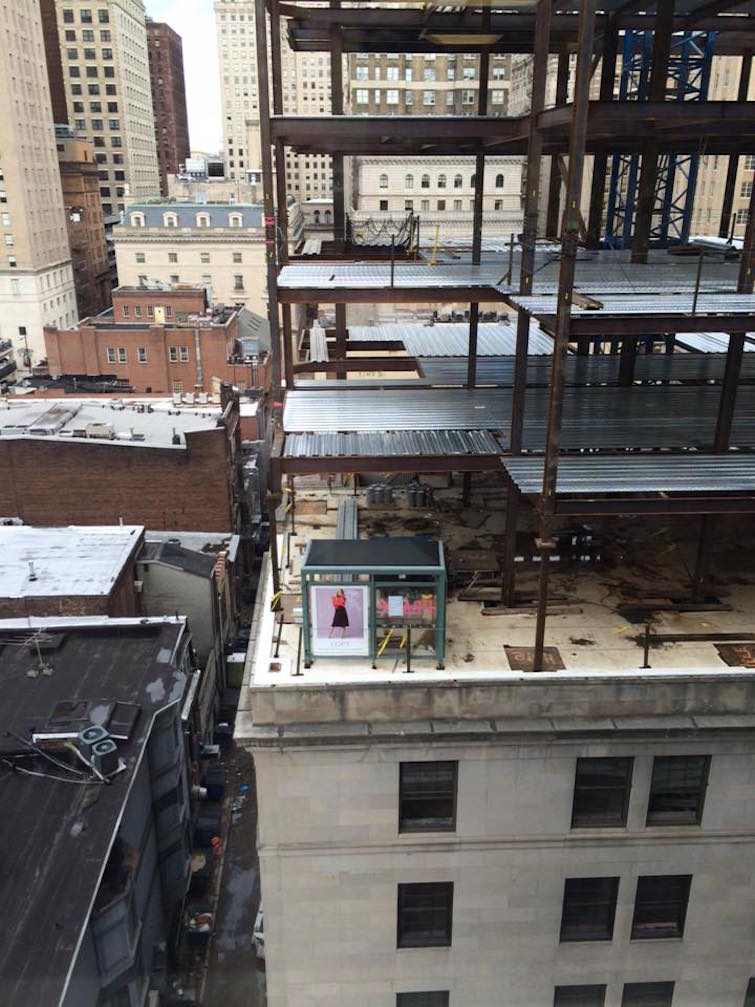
[
  {"left": 0, "top": 526, "right": 143, "bottom": 599},
  {"left": 0, "top": 620, "right": 187, "bottom": 1007}
]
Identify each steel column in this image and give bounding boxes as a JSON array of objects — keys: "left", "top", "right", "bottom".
[
  {"left": 502, "top": 477, "right": 520, "bottom": 607},
  {"left": 282, "top": 304, "right": 294, "bottom": 389},
  {"left": 534, "top": 0, "right": 596, "bottom": 670},
  {"left": 546, "top": 51, "right": 570, "bottom": 238},
  {"left": 511, "top": 0, "right": 552, "bottom": 456},
  {"left": 587, "top": 29, "right": 618, "bottom": 247},
  {"left": 330, "top": 6, "right": 345, "bottom": 251},
  {"left": 467, "top": 38, "right": 489, "bottom": 392},
  {"left": 255, "top": 0, "right": 282, "bottom": 399},
  {"left": 693, "top": 179, "right": 755, "bottom": 597},
  {"left": 719, "top": 51, "right": 752, "bottom": 238},
  {"left": 630, "top": 0, "right": 675, "bottom": 263}
]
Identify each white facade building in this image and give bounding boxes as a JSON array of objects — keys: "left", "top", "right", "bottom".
[
  {"left": 350, "top": 157, "right": 523, "bottom": 243},
  {"left": 0, "top": 0, "right": 78, "bottom": 368}
]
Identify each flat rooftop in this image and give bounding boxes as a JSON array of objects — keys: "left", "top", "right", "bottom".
[
  {"left": 244, "top": 482, "right": 755, "bottom": 693},
  {"left": 0, "top": 618, "right": 188, "bottom": 1007},
  {"left": 0, "top": 397, "right": 222, "bottom": 448},
  {"left": 0, "top": 525, "right": 143, "bottom": 598}
]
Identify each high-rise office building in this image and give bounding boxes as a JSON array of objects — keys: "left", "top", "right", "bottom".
[
  {"left": 0, "top": 0, "right": 78, "bottom": 368},
  {"left": 214, "top": 0, "right": 332, "bottom": 203},
  {"left": 54, "top": 0, "right": 160, "bottom": 216},
  {"left": 146, "top": 18, "right": 190, "bottom": 196}
]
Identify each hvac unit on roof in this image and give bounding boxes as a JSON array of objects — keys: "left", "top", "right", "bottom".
[{"left": 92, "top": 738, "right": 119, "bottom": 776}]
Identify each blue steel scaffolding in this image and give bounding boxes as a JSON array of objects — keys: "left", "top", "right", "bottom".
[{"left": 604, "top": 30, "right": 715, "bottom": 248}]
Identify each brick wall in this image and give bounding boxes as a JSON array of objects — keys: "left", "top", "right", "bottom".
[
  {"left": 0, "top": 426, "right": 235, "bottom": 531},
  {"left": 45, "top": 315, "right": 248, "bottom": 394}
]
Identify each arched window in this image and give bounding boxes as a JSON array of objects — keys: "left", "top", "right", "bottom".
[
  {"left": 405, "top": 173, "right": 414, "bottom": 189},
  {"left": 130, "top": 211, "right": 145, "bottom": 227},
  {"left": 379, "top": 173, "right": 389, "bottom": 189},
  {"left": 314, "top": 209, "right": 321, "bottom": 224},
  {"left": 421, "top": 173, "right": 430, "bottom": 189},
  {"left": 470, "top": 175, "right": 475, "bottom": 187},
  {"left": 437, "top": 173, "right": 447, "bottom": 188},
  {"left": 196, "top": 213, "right": 210, "bottom": 228},
  {"left": 454, "top": 174, "right": 463, "bottom": 189},
  {"left": 229, "top": 213, "right": 243, "bottom": 227},
  {"left": 163, "top": 212, "right": 177, "bottom": 227},
  {"left": 324, "top": 209, "right": 332, "bottom": 223},
  {"left": 495, "top": 174, "right": 504, "bottom": 188}
]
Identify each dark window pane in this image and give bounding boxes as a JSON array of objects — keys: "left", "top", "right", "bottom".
[
  {"left": 555, "top": 986, "right": 606, "bottom": 1007},
  {"left": 399, "top": 761, "right": 457, "bottom": 832},
  {"left": 632, "top": 875, "right": 691, "bottom": 940},
  {"left": 647, "top": 756, "right": 709, "bottom": 826},
  {"left": 560, "top": 877, "right": 619, "bottom": 942},
  {"left": 572, "top": 757, "right": 633, "bottom": 827},
  {"left": 397, "top": 882, "right": 453, "bottom": 948},
  {"left": 622, "top": 982, "right": 675, "bottom": 1007},
  {"left": 397, "top": 994, "right": 449, "bottom": 1007}
]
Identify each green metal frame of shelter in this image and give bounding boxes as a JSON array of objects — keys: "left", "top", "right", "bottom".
[{"left": 300, "top": 538, "right": 447, "bottom": 669}]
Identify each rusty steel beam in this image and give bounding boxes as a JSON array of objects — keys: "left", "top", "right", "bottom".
[
  {"left": 279, "top": 454, "right": 502, "bottom": 477},
  {"left": 546, "top": 51, "right": 570, "bottom": 239},
  {"left": 587, "top": 28, "right": 619, "bottom": 248},
  {"left": 531, "top": 312, "right": 755, "bottom": 336},
  {"left": 511, "top": 0, "right": 552, "bottom": 457},
  {"left": 293, "top": 356, "right": 419, "bottom": 373},
  {"left": 534, "top": 0, "right": 597, "bottom": 671},
  {"left": 277, "top": 284, "right": 511, "bottom": 304}
]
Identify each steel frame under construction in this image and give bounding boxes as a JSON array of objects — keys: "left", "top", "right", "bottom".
[{"left": 255, "top": 0, "right": 755, "bottom": 670}]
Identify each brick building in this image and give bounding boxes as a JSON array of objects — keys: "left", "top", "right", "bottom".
[
  {"left": 147, "top": 19, "right": 191, "bottom": 196},
  {"left": 44, "top": 284, "right": 267, "bottom": 394},
  {"left": 0, "top": 394, "right": 245, "bottom": 532},
  {"left": 55, "top": 127, "right": 112, "bottom": 319},
  {"left": 0, "top": 524, "right": 143, "bottom": 619}
]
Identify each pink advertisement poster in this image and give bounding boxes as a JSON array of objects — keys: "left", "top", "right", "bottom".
[{"left": 309, "top": 584, "right": 370, "bottom": 657}]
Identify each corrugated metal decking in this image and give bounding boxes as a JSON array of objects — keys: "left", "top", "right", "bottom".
[
  {"left": 282, "top": 386, "right": 755, "bottom": 451},
  {"left": 348, "top": 321, "right": 554, "bottom": 356},
  {"left": 502, "top": 455, "right": 755, "bottom": 495},
  {"left": 278, "top": 262, "right": 513, "bottom": 291},
  {"left": 285, "top": 429, "right": 503, "bottom": 459},
  {"left": 510, "top": 293, "right": 755, "bottom": 316}
]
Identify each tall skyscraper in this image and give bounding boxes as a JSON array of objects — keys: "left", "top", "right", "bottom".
[
  {"left": 54, "top": 0, "right": 160, "bottom": 216},
  {"left": 214, "top": 0, "right": 333, "bottom": 201},
  {"left": 146, "top": 18, "right": 191, "bottom": 196},
  {"left": 0, "top": 0, "right": 78, "bottom": 368}
]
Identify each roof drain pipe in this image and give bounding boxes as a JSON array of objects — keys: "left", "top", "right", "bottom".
[{"left": 194, "top": 331, "right": 203, "bottom": 391}]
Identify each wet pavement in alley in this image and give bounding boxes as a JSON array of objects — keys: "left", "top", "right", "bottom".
[{"left": 202, "top": 744, "right": 266, "bottom": 1007}]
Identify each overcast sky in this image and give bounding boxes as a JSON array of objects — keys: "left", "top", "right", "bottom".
[{"left": 146, "top": 0, "right": 222, "bottom": 153}]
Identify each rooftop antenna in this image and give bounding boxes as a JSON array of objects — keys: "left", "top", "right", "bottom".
[{"left": 27, "top": 561, "right": 37, "bottom": 582}]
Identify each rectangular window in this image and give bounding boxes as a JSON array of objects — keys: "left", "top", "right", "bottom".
[
  {"left": 632, "top": 875, "right": 691, "bottom": 940},
  {"left": 405, "top": 68, "right": 413, "bottom": 82},
  {"left": 122, "top": 305, "right": 130, "bottom": 317},
  {"left": 200, "top": 252, "right": 210, "bottom": 264},
  {"left": 379, "top": 199, "right": 389, "bottom": 211},
  {"left": 106, "top": 347, "right": 116, "bottom": 363},
  {"left": 437, "top": 200, "right": 445, "bottom": 211},
  {"left": 405, "top": 200, "right": 414, "bottom": 211},
  {"left": 134, "top": 306, "right": 142, "bottom": 318},
  {"left": 423, "top": 91, "right": 435, "bottom": 106},
  {"left": 180, "top": 346, "right": 189, "bottom": 362},
  {"left": 554, "top": 987, "right": 606, "bottom": 1007},
  {"left": 621, "top": 983, "right": 675, "bottom": 1007},
  {"left": 169, "top": 346, "right": 178, "bottom": 362},
  {"left": 399, "top": 762, "right": 456, "bottom": 832},
  {"left": 424, "top": 68, "right": 436, "bottom": 81},
  {"left": 572, "top": 757, "right": 633, "bottom": 828},
  {"left": 63, "top": 8, "right": 74, "bottom": 22},
  {"left": 117, "top": 347, "right": 126, "bottom": 363},
  {"left": 396, "top": 995, "right": 449, "bottom": 1007},
  {"left": 646, "top": 756, "right": 709, "bottom": 826},
  {"left": 234, "top": 274, "right": 244, "bottom": 290},
  {"left": 135, "top": 252, "right": 145, "bottom": 264},
  {"left": 147, "top": 305, "right": 154, "bottom": 317},
  {"left": 494, "top": 199, "right": 503, "bottom": 211},
  {"left": 462, "top": 90, "right": 475, "bottom": 104},
  {"left": 387, "top": 89, "right": 399, "bottom": 105},
  {"left": 397, "top": 883, "right": 453, "bottom": 948},
  {"left": 405, "top": 90, "right": 413, "bottom": 105},
  {"left": 172, "top": 380, "right": 183, "bottom": 395},
  {"left": 356, "top": 89, "right": 368, "bottom": 104},
  {"left": 386, "top": 66, "right": 399, "bottom": 81},
  {"left": 736, "top": 208, "right": 750, "bottom": 225},
  {"left": 560, "top": 877, "right": 619, "bottom": 942},
  {"left": 168, "top": 252, "right": 178, "bottom": 263},
  {"left": 137, "top": 347, "right": 147, "bottom": 363},
  {"left": 421, "top": 199, "right": 430, "bottom": 212},
  {"left": 233, "top": 252, "right": 242, "bottom": 263},
  {"left": 742, "top": 181, "right": 753, "bottom": 198},
  {"left": 745, "top": 155, "right": 755, "bottom": 170}
]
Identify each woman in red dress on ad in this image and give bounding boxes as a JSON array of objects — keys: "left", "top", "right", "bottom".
[{"left": 329, "top": 588, "right": 349, "bottom": 637}]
